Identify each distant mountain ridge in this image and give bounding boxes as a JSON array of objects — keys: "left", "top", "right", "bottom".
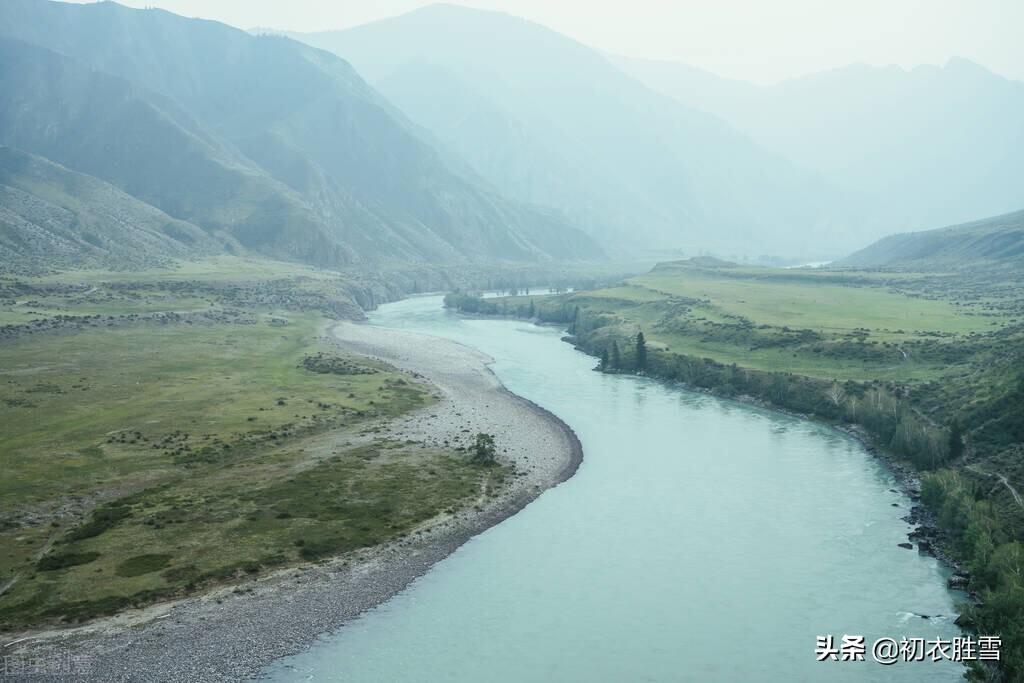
[
  {"left": 3, "top": 0, "right": 1016, "bottom": 269},
  {"left": 0, "top": 0, "right": 602, "bottom": 270},
  {"left": 0, "top": 35, "right": 348, "bottom": 267},
  {"left": 838, "top": 209, "right": 1024, "bottom": 269},
  {"left": 614, "top": 54, "right": 1024, "bottom": 233},
  {"left": 285, "top": 3, "right": 859, "bottom": 261}
]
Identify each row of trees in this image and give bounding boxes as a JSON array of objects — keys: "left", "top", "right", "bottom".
[
  {"left": 922, "top": 470, "right": 1024, "bottom": 680},
  {"left": 443, "top": 292, "right": 547, "bottom": 320},
  {"left": 590, "top": 331, "right": 952, "bottom": 470},
  {"left": 597, "top": 332, "right": 647, "bottom": 372}
]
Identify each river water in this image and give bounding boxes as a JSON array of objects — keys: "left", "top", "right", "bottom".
[{"left": 264, "top": 295, "right": 963, "bottom": 682}]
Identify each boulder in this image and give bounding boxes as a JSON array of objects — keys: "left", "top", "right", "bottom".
[{"left": 948, "top": 574, "right": 971, "bottom": 590}]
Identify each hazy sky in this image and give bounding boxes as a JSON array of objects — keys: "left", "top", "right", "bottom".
[{"left": 70, "top": 0, "right": 1023, "bottom": 84}]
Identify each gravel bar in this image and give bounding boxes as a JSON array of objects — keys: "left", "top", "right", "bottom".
[{"left": 1, "top": 321, "right": 582, "bottom": 682}]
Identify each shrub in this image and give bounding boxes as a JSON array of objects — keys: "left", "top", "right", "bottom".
[
  {"left": 64, "top": 502, "right": 132, "bottom": 541},
  {"left": 298, "top": 537, "right": 344, "bottom": 561},
  {"left": 472, "top": 433, "right": 497, "bottom": 464},
  {"left": 115, "top": 553, "right": 172, "bottom": 577},
  {"left": 37, "top": 551, "right": 100, "bottom": 571}
]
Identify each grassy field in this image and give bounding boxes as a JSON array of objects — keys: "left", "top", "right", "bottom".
[
  {"left": 561, "top": 262, "right": 1014, "bottom": 382},
  {"left": 638, "top": 268, "right": 1003, "bottom": 335},
  {"left": 32, "top": 255, "right": 339, "bottom": 285},
  {"left": 0, "top": 267, "right": 507, "bottom": 629},
  {"left": 0, "top": 313, "right": 414, "bottom": 507}
]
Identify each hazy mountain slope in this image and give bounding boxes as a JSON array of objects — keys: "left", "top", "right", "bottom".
[
  {"left": 0, "top": 146, "right": 224, "bottom": 273},
  {"left": 287, "top": 4, "right": 857, "bottom": 261},
  {"left": 0, "top": 0, "right": 601, "bottom": 265},
  {"left": 372, "top": 61, "right": 623, "bottom": 242},
  {"left": 838, "top": 209, "right": 1024, "bottom": 269},
  {"left": 0, "top": 35, "right": 359, "bottom": 268},
  {"left": 613, "top": 56, "right": 1024, "bottom": 233},
  {"left": 607, "top": 55, "right": 761, "bottom": 116}
]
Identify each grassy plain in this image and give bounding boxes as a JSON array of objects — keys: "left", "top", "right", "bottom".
[
  {"left": 0, "top": 313, "right": 412, "bottom": 507},
  {"left": 637, "top": 269, "right": 1002, "bottom": 335},
  {"left": 0, "top": 266, "right": 505, "bottom": 628},
  {"left": 567, "top": 262, "right": 1013, "bottom": 381},
  {"left": 34, "top": 255, "right": 339, "bottom": 285}
]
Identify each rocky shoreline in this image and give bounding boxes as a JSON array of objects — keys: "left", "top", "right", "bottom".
[
  {"left": 832, "top": 424, "right": 974, "bottom": 602},
  {"left": 1, "top": 322, "right": 582, "bottom": 682},
  {"left": 725, "top": 389, "right": 974, "bottom": 601},
  {"left": 594, "top": 364, "right": 973, "bottom": 602}
]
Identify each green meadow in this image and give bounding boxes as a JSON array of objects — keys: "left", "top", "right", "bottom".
[
  {"left": 0, "top": 270, "right": 504, "bottom": 628},
  {"left": 564, "top": 262, "right": 1012, "bottom": 382}
]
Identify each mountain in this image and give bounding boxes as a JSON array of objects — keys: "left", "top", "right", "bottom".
[
  {"left": 0, "top": 0, "right": 601, "bottom": 267},
  {"left": 0, "top": 146, "right": 224, "bottom": 274},
  {"left": 285, "top": 4, "right": 859, "bottom": 261},
  {"left": 0, "top": 35, "right": 351, "bottom": 268},
  {"left": 614, "top": 56, "right": 1024, "bottom": 234},
  {"left": 838, "top": 209, "right": 1024, "bottom": 269},
  {"left": 607, "top": 55, "right": 762, "bottom": 116}
]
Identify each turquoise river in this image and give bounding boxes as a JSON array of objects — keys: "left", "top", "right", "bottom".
[{"left": 264, "top": 294, "right": 964, "bottom": 682}]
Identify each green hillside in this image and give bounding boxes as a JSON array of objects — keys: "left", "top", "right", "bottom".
[
  {"left": 840, "top": 209, "right": 1024, "bottom": 269},
  {"left": 0, "top": 1, "right": 601, "bottom": 268},
  {"left": 0, "top": 147, "right": 224, "bottom": 274}
]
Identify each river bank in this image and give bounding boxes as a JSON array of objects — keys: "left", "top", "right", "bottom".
[
  {"left": 0, "top": 321, "right": 582, "bottom": 682},
  {"left": 451, "top": 290, "right": 972, "bottom": 591},
  {"left": 265, "top": 295, "right": 966, "bottom": 682},
  {"left": 598, "top": 369, "right": 969, "bottom": 585},
  {"left": 691, "top": 389, "right": 967, "bottom": 583}
]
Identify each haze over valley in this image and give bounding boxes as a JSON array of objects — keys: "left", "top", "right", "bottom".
[
  {"left": 2, "top": 0, "right": 1021, "bottom": 267},
  {"left": 1, "top": 2, "right": 1022, "bottom": 681}
]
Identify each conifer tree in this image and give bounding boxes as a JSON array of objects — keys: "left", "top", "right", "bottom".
[{"left": 948, "top": 420, "right": 965, "bottom": 460}]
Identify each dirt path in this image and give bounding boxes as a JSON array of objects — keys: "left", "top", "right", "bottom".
[{"left": 968, "top": 464, "right": 1024, "bottom": 507}]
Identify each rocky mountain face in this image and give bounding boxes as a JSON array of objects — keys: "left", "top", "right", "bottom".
[{"left": 0, "top": 0, "right": 602, "bottom": 271}]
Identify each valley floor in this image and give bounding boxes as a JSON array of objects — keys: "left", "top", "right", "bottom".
[{"left": 1, "top": 320, "right": 582, "bottom": 681}]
